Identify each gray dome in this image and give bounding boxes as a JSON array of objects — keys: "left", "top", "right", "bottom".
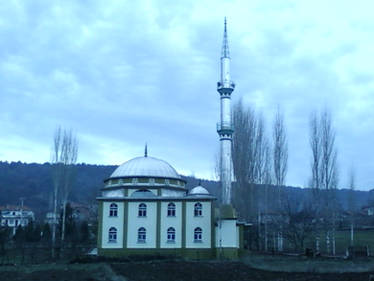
[
  {"left": 110, "top": 156, "right": 181, "bottom": 179},
  {"left": 189, "top": 186, "right": 210, "bottom": 195}
]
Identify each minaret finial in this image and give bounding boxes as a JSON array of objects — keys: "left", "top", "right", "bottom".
[
  {"left": 222, "top": 17, "right": 230, "bottom": 58},
  {"left": 144, "top": 143, "right": 148, "bottom": 157}
]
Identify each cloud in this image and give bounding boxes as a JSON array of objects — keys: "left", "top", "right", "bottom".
[{"left": 0, "top": 0, "right": 374, "bottom": 190}]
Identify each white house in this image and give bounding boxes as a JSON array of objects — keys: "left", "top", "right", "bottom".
[{"left": 0, "top": 206, "right": 35, "bottom": 235}]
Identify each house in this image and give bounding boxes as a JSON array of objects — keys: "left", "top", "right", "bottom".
[{"left": 0, "top": 205, "right": 35, "bottom": 235}]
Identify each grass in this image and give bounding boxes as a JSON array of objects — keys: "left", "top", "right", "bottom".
[
  {"left": 282, "top": 229, "right": 374, "bottom": 255},
  {"left": 242, "top": 252, "right": 374, "bottom": 273}
]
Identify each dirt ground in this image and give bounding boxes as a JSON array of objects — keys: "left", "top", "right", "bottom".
[
  {"left": 111, "top": 260, "right": 374, "bottom": 281},
  {"left": 0, "top": 260, "right": 374, "bottom": 281}
]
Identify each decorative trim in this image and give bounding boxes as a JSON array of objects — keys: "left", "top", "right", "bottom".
[
  {"left": 211, "top": 202, "right": 215, "bottom": 248},
  {"left": 97, "top": 201, "right": 103, "bottom": 248},
  {"left": 123, "top": 201, "right": 128, "bottom": 248},
  {"left": 239, "top": 225, "right": 244, "bottom": 249},
  {"left": 182, "top": 201, "right": 186, "bottom": 249},
  {"left": 101, "top": 185, "right": 187, "bottom": 192},
  {"left": 97, "top": 197, "right": 215, "bottom": 202},
  {"left": 104, "top": 176, "right": 187, "bottom": 184},
  {"left": 98, "top": 248, "right": 215, "bottom": 259},
  {"left": 156, "top": 201, "right": 161, "bottom": 249}
]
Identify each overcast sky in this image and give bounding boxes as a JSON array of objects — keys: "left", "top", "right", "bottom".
[{"left": 0, "top": 1, "right": 373, "bottom": 190}]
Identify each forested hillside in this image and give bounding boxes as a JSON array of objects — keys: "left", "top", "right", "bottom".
[{"left": 0, "top": 161, "right": 372, "bottom": 219}]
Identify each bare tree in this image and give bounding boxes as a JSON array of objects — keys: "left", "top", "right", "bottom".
[
  {"left": 272, "top": 107, "right": 288, "bottom": 251},
  {"left": 272, "top": 107, "right": 288, "bottom": 201},
  {"left": 262, "top": 143, "right": 272, "bottom": 251},
  {"left": 51, "top": 127, "right": 62, "bottom": 258},
  {"left": 310, "top": 111, "right": 322, "bottom": 191},
  {"left": 320, "top": 110, "right": 338, "bottom": 255},
  {"left": 51, "top": 127, "right": 78, "bottom": 256},
  {"left": 309, "top": 111, "right": 322, "bottom": 252},
  {"left": 348, "top": 166, "right": 356, "bottom": 246},
  {"left": 232, "top": 100, "right": 273, "bottom": 250},
  {"left": 232, "top": 100, "right": 256, "bottom": 220},
  {"left": 309, "top": 110, "right": 338, "bottom": 255},
  {"left": 283, "top": 199, "right": 315, "bottom": 252}
]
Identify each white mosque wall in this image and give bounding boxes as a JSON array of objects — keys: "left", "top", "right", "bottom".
[
  {"left": 236, "top": 226, "right": 239, "bottom": 248},
  {"left": 185, "top": 201, "right": 211, "bottom": 248},
  {"left": 160, "top": 201, "right": 182, "bottom": 248},
  {"left": 127, "top": 201, "right": 157, "bottom": 248},
  {"left": 102, "top": 189, "right": 124, "bottom": 198},
  {"left": 102, "top": 201, "right": 124, "bottom": 248},
  {"left": 215, "top": 219, "right": 238, "bottom": 248},
  {"left": 128, "top": 189, "right": 157, "bottom": 197},
  {"left": 161, "top": 189, "right": 185, "bottom": 197}
]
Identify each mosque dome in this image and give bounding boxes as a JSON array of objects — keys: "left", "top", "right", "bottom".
[
  {"left": 110, "top": 156, "right": 182, "bottom": 180},
  {"left": 189, "top": 185, "right": 210, "bottom": 195}
]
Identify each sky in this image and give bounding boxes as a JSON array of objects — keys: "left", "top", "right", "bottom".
[{"left": 0, "top": 0, "right": 373, "bottom": 190}]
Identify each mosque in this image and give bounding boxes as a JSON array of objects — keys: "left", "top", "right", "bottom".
[{"left": 96, "top": 20, "right": 248, "bottom": 259}]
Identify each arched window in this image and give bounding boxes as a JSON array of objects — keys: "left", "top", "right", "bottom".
[
  {"left": 167, "top": 202, "right": 176, "bottom": 217},
  {"left": 194, "top": 227, "right": 202, "bottom": 242},
  {"left": 138, "top": 227, "right": 146, "bottom": 243},
  {"left": 167, "top": 227, "right": 175, "bottom": 242},
  {"left": 108, "top": 227, "right": 117, "bottom": 242},
  {"left": 194, "top": 202, "right": 202, "bottom": 217},
  {"left": 138, "top": 203, "right": 147, "bottom": 217},
  {"left": 109, "top": 203, "right": 118, "bottom": 217}
]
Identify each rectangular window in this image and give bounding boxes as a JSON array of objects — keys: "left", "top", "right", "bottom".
[
  {"left": 167, "top": 209, "right": 176, "bottom": 217},
  {"left": 138, "top": 178, "right": 149, "bottom": 183},
  {"left": 108, "top": 233, "right": 117, "bottom": 242},
  {"left": 167, "top": 233, "right": 175, "bottom": 242}
]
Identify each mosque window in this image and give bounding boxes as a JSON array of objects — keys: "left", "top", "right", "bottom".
[
  {"left": 194, "top": 227, "right": 202, "bottom": 242},
  {"left": 194, "top": 203, "right": 202, "bottom": 217},
  {"left": 138, "top": 227, "right": 146, "bottom": 243},
  {"left": 167, "top": 203, "right": 176, "bottom": 217},
  {"left": 108, "top": 227, "right": 117, "bottom": 243},
  {"left": 123, "top": 178, "right": 132, "bottom": 183},
  {"left": 170, "top": 179, "right": 178, "bottom": 185},
  {"left": 155, "top": 178, "right": 164, "bottom": 184},
  {"left": 167, "top": 227, "right": 176, "bottom": 242},
  {"left": 109, "top": 203, "right": 118, "bottom": 217},
  {"left": 138, "top": 203, "right": 147, "bottom": 217},
  {"left": 138, "top": 178, "right": 148, "bottom": 183}
]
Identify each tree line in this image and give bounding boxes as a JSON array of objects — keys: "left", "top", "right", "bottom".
[
  {"left": 230, "top": 100, "right": 365, "bottom": 255},
  {"left": 0, "top": 203, "right": 93, "bottom": 264}
]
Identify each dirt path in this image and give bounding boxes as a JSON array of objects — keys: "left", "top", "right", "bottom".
[
  {"left": 111, "top": 260, "right": 374, "bottom": 281},
  {"left": 0, "top": 261, "right": 373, "bottom": 281}
]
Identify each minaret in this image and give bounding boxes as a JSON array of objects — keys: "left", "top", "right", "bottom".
[{"left": 217, "top": 18, "right": 235, "bottom": 205}]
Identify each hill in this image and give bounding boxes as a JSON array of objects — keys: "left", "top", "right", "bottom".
[{"left": 0, "top": 161, "right": 372, "bottom": 219}]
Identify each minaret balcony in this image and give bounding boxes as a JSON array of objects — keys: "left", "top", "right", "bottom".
[
  {"left": 217, "top": 122, "right": 234, "bottom": 134},
  {"left": 217, "top": 81, "right": 235, "bottom": 95}
]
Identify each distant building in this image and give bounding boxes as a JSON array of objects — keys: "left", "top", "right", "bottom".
[
  {"left": 70, "top": 202, "right": 94, "bottom": 222},
  {"left": 0, "top": 205, "right": 35, "bottom": 234},
  {"left": 362, "top": 206, "right": 374, "bottom": 216},
  {"left": 44, "top": 211, "right": 60, "bottom": 225},
  {"left": 45, "top": 202, "right": 96, "bottom": 225}
]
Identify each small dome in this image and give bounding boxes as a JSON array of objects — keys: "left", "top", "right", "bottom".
[
  {"left": 110, "top": 156, "right": 181, "bottom": 180},
  {"left": 189, "top": 185, "right": 210, "bottom": 195}
]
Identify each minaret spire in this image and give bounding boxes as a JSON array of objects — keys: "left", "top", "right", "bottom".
[
  {"left": 217, "top": 18, "right": 235, "bottom": 205},
  {"left": 222, "top": 17, "right": 230, "bottom": 58},
  {"left": 144, "top": 143, "right": 148, "bottom": 157}
]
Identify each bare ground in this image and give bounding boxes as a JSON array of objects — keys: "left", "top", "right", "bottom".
[{"left": 0, "top": 260, "right": 373, "bottom": 281}]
